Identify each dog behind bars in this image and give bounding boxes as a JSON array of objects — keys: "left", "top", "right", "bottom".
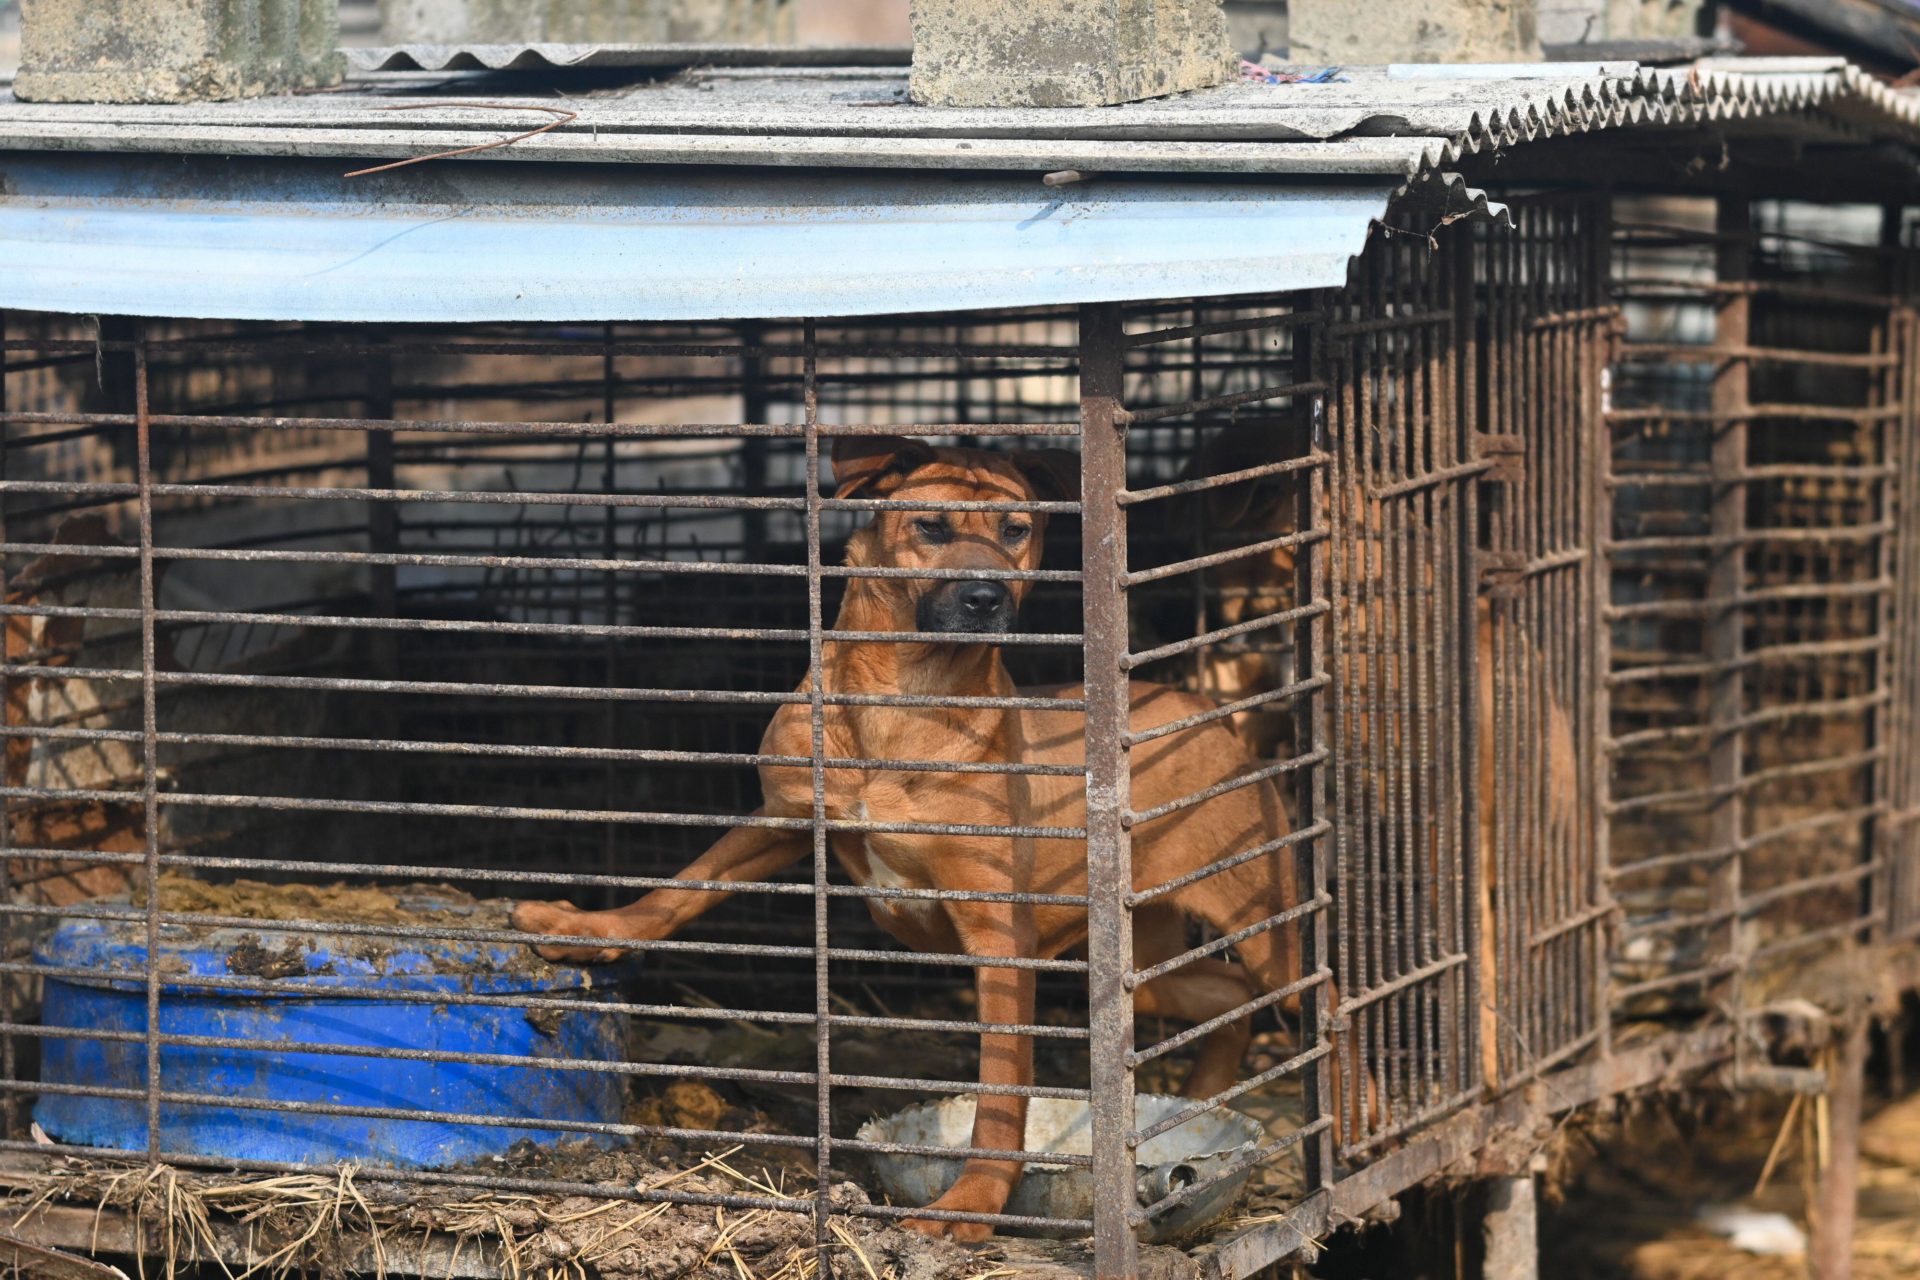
[{"left": 513, "top": 437, "right": 1334, "bottom": 1241}]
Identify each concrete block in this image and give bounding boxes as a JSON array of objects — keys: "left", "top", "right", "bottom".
[
  {"left": 1537, "top": 0, "right": 1704, "bottom": 47},
  {"left": 909, "top": 0, "right": 1237, "bottom": 108},
  {"left": 1289, "top": 0, "right": 1541, "bottom": 65},
  {"left": 379, "top": 0, "right": 793, "bottom": 45},
  {"left": 15, "top": 0, "right": 343, "bottom": 103}
]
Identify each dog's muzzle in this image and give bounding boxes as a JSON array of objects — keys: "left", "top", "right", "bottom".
[{"left": 917, "top": 579, "right": 1015, "bottom": 635}]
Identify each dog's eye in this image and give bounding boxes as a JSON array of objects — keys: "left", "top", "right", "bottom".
[
  {"left": 914, "top": 517, "right": 951, "bottom": 542},
  {"left": 1001, "top": 521, "right": 1030, "bottom": 543}
]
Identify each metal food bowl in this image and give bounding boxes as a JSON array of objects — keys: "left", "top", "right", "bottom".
[{"left": 857, "top": 1094, "right": 1265, "bottom": 1242}]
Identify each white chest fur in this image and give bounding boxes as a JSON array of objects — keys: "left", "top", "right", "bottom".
[{"left": 852, "top": 801, "right": 941, "bottom": 929}]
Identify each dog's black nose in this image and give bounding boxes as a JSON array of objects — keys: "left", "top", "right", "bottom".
[{"left": 957, "top": 581, "right": 1010, "bottom": 618}]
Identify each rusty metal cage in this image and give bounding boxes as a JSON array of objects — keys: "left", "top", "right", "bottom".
[
  {"left": 0, "top": 186, "right": 1910, "bottom": 1278},
  {"left": 1605, "top": 196, "right": 1903, "bottom": 1051}
]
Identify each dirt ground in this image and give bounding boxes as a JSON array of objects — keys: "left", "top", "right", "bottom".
[{"left": 1538, "top": 1088, "right": 1920, "bottom": 1280}]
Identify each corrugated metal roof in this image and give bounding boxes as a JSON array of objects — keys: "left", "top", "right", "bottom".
[
  {"left": 0, "top": 56, "right": 1910, "bottom": 322},
  {"left": 0, "top": 153, "right": 1483, "bottom": 323}
]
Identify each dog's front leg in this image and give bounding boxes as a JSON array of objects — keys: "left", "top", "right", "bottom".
[
  {"left": 903, "top": 900, "right": 1037, "bottom": 1242},
  {"left": 513, "top": 808, "right": 807, "bottom": 963}
]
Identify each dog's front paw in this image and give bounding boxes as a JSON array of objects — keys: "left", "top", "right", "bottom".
[
  {"left": 510, "top": 899, "right": 627, "bottom": 965},
  {"left": 900, "top": 1214, "right": 995, "bottom": 1244},
  {"left": 900, "top": 1175, "right": 1007, "bottom": 1243}
]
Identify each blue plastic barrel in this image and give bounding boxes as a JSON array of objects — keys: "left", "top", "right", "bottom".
[{"left": 33, "top": 891, "right": 631, "bottom": 1168}]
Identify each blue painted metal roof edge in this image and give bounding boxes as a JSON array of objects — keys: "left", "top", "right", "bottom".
[{"left": 0, "top": 153, "right": 1502, "bottom": 322}]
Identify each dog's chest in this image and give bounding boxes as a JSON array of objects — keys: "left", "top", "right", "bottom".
[{"left": 840, "top": 800, "right": 943, "bottom": 934}]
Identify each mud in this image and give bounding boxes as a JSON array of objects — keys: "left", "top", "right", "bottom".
[
  {"left": 131, "top": 872, "right": 575, "bottom": 981},
  {"left": 225, "top": 933, "right": 331, "bottom": 980}
]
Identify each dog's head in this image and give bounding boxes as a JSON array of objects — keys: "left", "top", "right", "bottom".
[{"left": 831, "top": 436, "right": 1077, "bottom": 636}]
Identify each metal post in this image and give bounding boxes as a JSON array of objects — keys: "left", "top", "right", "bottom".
[
  {"left": 1079, "top": 301, "right": 1138, "bottom": 1280},
  {"left": 1809, "top": 1008, "right": 1868, "bottom": 1280},
  {"left": 1296, "top": 316, "right": 1335, "bottom": 1194},
  {"left": 133, "top": 330, "right": 162, "bottom": 1158},
  {"left": 802, "top": 319, "right": 834, "bottom": 1256},
  {"left": 1709, "top": 198, "right": 1750, "bottom": 1048},
  {"left": 1481, "top": 1174, "right": 1539, "bottom": 1280},
  {"left": 0, "top": 307, "right": 12, "bottom": 1138}
]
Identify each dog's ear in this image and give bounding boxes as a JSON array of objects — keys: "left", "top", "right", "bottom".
[
  {"left": 831, "top": 435, "right": 934, "bottom": 499},
  {"left": 1011, "top": 448, "right": 1080, "bottom": 503}
]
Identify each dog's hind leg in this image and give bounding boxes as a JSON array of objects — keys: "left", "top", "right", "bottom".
[{"left": 1131, "top": 902, "right": 1260, "bottom": 1101}]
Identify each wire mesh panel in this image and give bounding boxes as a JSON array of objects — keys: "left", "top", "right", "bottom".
[
  {"left": 1606, "top": 199, "right": 1896, "bottom": 1041},
  {"left": 1321, "top": 228, "right": 1480, "bottom": 1154},
  {"left": 1476, "top": 195, "right": 1613, "bottom": 1088}
]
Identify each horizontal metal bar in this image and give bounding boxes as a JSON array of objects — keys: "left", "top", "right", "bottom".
[
  {"left": 1334, "top": 952, "right": 1470, "bottom": 1016},
  {"left": 1738, "top": 860, "right": 1881, "bottom": 917},
  {"left": 1130, "top": 1047, "right": 1332, "bottom": 1147},
  {"left": 1606, "top": 405, "right": 1900, "bottom": 423},
  {"left": 1125, "top": 672, "right": 1331, "bottom": 745},
  {"left": 1129, "top": 966, "right": 1332, "bottom": 1066},
  {"left": 1122, "top": 310, "right": 1324, "bottom": 348},
  {"left": 1372, "top": 456, "right": 1496, "bottom": 499},
  {"left": 1616, "top": 343, "right": 1897, "bottom": 368},
  {"left": 0, "top": 785, "right": 1088, "bottom": 842},
  {"left": 1128, "top": 894, "right": 1331, "bottom": 988},
  {"left": 1127, "top": 749, "right": 1322, "bottom": 826},
  {"left": 1604, "top": 578, "right": 1893, "bottom": 621},
  {"left": 0, "top": 600, "right": 1080, "bottom": 648},
  {"left": 1118, "top": 450, "right": 1330, "bottom": 507},
  {"left": 0, "top": 663, "right": 1085, "bottom": 712},
  {"left": 0, "top": 539, "right": 1086, "bottom": 584},
  {"left": 1124, "top": 379, "right": 1326, "bottom": 425},
  {"left": 1604, "top": 521, "right": 1895, "bottom": 552},
  {"left": 1122, "top": 598, "right": 1328, "bottom": 670},
  {"left": 1130, "top": 820, "right": 1329, "bottom": 906},
  {"left": 1123, "top": 527, "right": 1327, "bottom": 588},
  {"left": 1612, "top": 962, "right": 1737, "bottom": 1001},
  {"left": 0, "top": 408, "right": 1084, "bottom": 440}
]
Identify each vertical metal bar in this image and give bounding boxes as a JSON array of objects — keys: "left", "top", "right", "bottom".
[
  {"left": 1869, "top": 208, "right": 1903, "bottom": 943},
  {"left": 134, "top": 330, "right": 163, "bottom": 1158},
  {"left": 1593, "top": 200, "right": 1619, "bottom": 1057},
  {"left": 1079, "top": 301, "right": 1138, "bottom": 1280},
  {"left": 0, "top": 307, "right": 12, "bottom": 1138},
  {"left": 1709, "top": 199, "right": 1751, "bottom": 1050},
  {"left": 1296, "top": 315, "right": 1335, "bottom": 1191},
  {"left": 803, "top": 319, "right": 834, "bottom": 1247},
  {"left": 602, "top": 324, "right": 621, "bottom": 892},
  {"left": 363, "top": 335, "right": 397, "bottom": 683},
  {"left": 740, "top": 321, "right": 771, "bottom": 566}
]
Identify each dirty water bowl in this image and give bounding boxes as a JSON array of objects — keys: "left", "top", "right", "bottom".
[
  {"left": 857, "top": 1094, "right": 1266, "bottom": 1242},
  {"left": 32, "top": 891, "right": 632, "bottom": 1169}
]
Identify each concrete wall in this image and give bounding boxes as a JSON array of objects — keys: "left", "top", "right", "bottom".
[
  {"left": 1290, "top": 0, "right": 1541, "bottom": 63},
  {"left": 380, "top": 0, "right": 794, "bottom": 44}
]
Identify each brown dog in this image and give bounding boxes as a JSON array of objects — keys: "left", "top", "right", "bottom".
[{"left": 513, "top": 438, "right": 1310, "bottom": 1240}]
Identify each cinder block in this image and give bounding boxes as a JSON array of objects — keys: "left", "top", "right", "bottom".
[
  {"left": 1537, "top": 0, "right": 1703, "bottom": 46},
  {"left": 379, "top": 0, "right": 793, "bottom": 45},
  {"left": 1289, "top": 0, "right": 1541, "bottom": 65},
  {"left": 909, "top": 0, "right": 1237, "bottom": 108},
  {"left": 14, "top": 0, "right": 343, "bottom": 104}
]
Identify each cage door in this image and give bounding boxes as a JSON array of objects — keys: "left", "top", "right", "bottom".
[
  {"left": 1476, "top": 195, "right": 1614, "bottom": 1090},
  {"left": 1323, "top": 226, "right": 1480, "bottom": 1156}
]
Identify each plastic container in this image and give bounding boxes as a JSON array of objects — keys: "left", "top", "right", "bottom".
[{"left": 33, "top": 889, "right": 630, "bottom": 1168}]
